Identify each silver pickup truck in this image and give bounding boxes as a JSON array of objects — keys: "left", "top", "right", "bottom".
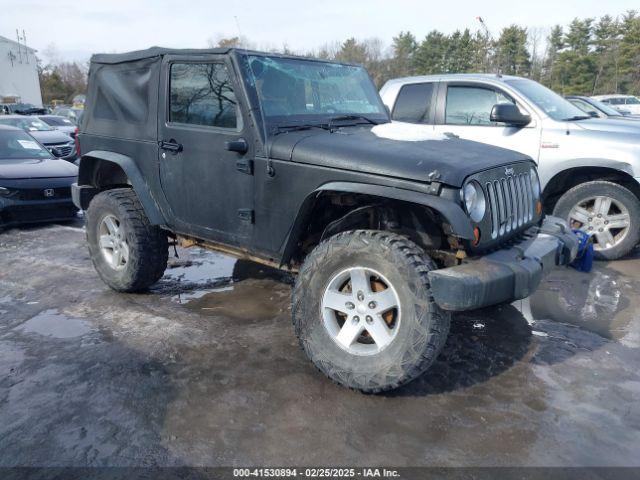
[{"left": 380, "top": 74, "right": 640, "bottom": 260}]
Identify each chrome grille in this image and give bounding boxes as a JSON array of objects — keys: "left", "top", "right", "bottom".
[
  {"left": 46, "top": 143, "right": 74, "bottom": 157},
  {"left": 17, "top": 187, "right": 72, "bottom": 201},
  {"left": 485, "top": 171, "right": 535, "bottom": 239}
]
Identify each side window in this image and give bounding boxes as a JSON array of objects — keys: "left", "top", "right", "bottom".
[
  {"left": 170, "top": 63, "right": 238, "bottom": 129},
  {"left": 392, "top": 83, "right": 434, "bottom": 123},
  {"left": 445, "top": 86, "right": 514, "bottom": 126},
  {"left": 609, "top": 98, "right": 623, "bottom": 105}
]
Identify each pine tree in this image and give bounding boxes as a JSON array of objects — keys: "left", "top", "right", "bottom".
[
  {"left": 414, "top": 31, "right": 449, "bottom": 74},
  {"left": 541, "top": 25, "right": 564, "bottom": 89},
  {"left": 619, "top": 10, "right": 640, "bottom": 94},
  {"left": 593, "top": 15, "right": 621, "bottom": 94},
  {"left": 335, "top": 38, "right": 369, "bottom": 65},
  {"left": 389, "top": 31, "right": 417, "bottom": 77},
  {"left": 495, "top": 25, "right": 531, "bottom": 75}
]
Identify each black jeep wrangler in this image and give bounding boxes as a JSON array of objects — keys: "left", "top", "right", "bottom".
[{"left": 73, "top": 47, "right": 578, "bottom": 392}]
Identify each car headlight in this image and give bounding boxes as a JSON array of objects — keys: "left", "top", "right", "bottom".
[
  {"left": 462, "top": 181, "right": 486, "bottom": 222},
  {"left": 0, "top": 187, "right": 15, "bottom": 198},
  {"left": 529, "top": 167, "right": 541, "bottom": 199}
]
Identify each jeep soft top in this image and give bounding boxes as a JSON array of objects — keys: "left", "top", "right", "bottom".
[{"left": 74, "top": 47, "right": 578, "bottom": 392}]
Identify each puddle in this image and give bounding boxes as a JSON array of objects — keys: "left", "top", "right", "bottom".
[
  {"left": 16, "top": 309, "right": 93, "bottom": 339},
  {"left": 164, "top": 248, "right": 237, "bottom": 284},
  {"left": 520, "top": 261, "right": 640, "bottom": 347},
  {"left": 186, "top": 279, "right": 291, "bottom": 321},
  {"left": 151, "top": 247, "right": 238, "bottom": 302},
  {"left": 175, "top": 252, "right": 294, "bottom": 320},
  {"left": 170, "top": 285, "right": 235, "bottom": 305},
  {"left": 157, "top": 245, "right": 294, "bottom": 310}
]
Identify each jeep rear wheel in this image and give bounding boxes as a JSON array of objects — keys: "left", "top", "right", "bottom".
[
  {"left": 553, "top": 181, "right": 640, "bottom": 260},
  {"left": 292, "top": 230, "right": 450, "bottom": 393},
  {"left": 86, "top": 188, "right": 168, "bottom": 292}
]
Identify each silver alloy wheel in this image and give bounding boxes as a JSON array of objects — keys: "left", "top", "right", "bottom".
[
  {"left": 321, "top": 267, "right": 401, "bottom": 356},
  {"left": 568, "top": 195, "right": 631, "bottom": 251},
  {"left": 98, "top": 214, "right": 129, "bottom": 270}
]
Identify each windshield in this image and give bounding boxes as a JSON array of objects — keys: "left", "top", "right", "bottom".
[
  {"left": 0, "top": 117, "right": 54, "bottom": 132},
  {"left": 588, "top": 98, "right": 623, "bottom": 116},
  {"left": 41, "top": 116, "right": 74, "bottom": 127},
  {"left": 245, "top": 55, "right": 388, "bottom": 127},
  {"left": 11, "top": 103, "right": 36, "bottom": 112},
  {"left": 0, "top": 130, "right": 51, "bottom": 159},
  {"left": 506, "top": 79, "right": 588, "bottom": 121}
]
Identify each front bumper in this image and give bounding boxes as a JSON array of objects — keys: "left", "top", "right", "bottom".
[
  {"left": 0, "top": 198, "right": 78, "bottom": 227},
  {"left": 1, "top": 178, "right": 79, "bottom": 228},
  {"left": 428, "top": 216, "right": 579, "bottom": 311}
]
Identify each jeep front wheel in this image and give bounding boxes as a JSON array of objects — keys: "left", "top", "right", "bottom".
[
  {"left": 292, "top": 230, "right": 450, "bottom": 393},
  {"left": 85, "top": 188, "right": 168, "bottom": 292}
]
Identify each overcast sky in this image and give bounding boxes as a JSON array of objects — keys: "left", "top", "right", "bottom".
[{"left": 2, "top": 0, "right": 638, "bottom": 63}]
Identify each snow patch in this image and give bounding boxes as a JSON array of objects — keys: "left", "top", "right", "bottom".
[{"left": 371, "top": 122, "right": 449, "bottom": 142}]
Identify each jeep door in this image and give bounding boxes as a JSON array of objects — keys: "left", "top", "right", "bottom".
[
  {"left": 158, "top": 55, "right": 254, "bottom": 245},
  {"left": 429, "top": 81, "right": 541, "bottom": 161}
]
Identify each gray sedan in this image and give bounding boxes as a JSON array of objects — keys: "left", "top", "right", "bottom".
[{"left": 37, "top": 115, "right": 78, "bottom": 138}]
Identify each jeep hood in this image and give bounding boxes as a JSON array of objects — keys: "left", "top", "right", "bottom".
[{"left": 268, "top": 124, "right": 532, "bottom": 187}]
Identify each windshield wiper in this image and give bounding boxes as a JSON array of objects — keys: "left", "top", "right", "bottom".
[
  {"left": 328, "top": 114, "right": 378, "bottom": 128},
  {"left": 272, "top": 124, "right": 330, "bottom": 136},
  {"left": 561, "top": 115, "right": 592, "bottom": 121}
]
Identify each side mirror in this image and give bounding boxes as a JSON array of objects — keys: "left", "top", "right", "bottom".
[
  {"left": 225, "top": 138, "right": 248, "bottom": 154},
  {"left": 588, "top": 110, "right": 599, "bottom": 118},
  {"left": 490, "top": 103, "right": 531, "bottom": 127}
]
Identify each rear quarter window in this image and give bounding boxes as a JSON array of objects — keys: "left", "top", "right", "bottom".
[{"left": 392, "top": 83, "right": 434, "bottom": 124}]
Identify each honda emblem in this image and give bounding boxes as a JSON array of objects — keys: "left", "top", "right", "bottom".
[{"left": 43, "top": 188, "right": 55, "bottom": 197}]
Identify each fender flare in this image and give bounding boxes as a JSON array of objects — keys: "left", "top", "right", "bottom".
[
  {"left": 280, "top": 181, "right": 473, "bottom": 264},
  {"left": 77, "top": 150, "right": 165, "bottom": 225},
  {"left": 540, "top": 158, "right": 638, "bottom": 193}
]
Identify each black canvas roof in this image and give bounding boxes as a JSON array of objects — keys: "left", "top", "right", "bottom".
[
  {"left": 90, "top": 46, "right": 231, "bottom": 64},
  {"left": 89, "top": 46, "right": 351, "bottom": 66}
]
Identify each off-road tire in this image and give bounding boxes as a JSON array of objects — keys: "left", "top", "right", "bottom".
[
  {"left": 553, "top": 180, "right": 640, "bottom": 260},
  {"left": 85, "top": 188, "right": 168, "bottom": 292},
  {"left": 292, "top": 230, "right": 450, "bottom": 393}
]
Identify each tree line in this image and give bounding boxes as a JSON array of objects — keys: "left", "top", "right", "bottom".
[
  {"left": 213, "top": 10, "right": 640, "bottom": 96},
  {"left": 37, "top": 44, "right": 88, "bottom": 105},
  {"left": 38, "top": 9, "right": 640, "bottom": 104}
]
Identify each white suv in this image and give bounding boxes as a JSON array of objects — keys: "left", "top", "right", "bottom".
[
  {"left": 380, "top": 74, "right": 640, "bottom": 260},
  {"left": 592, "top": 95, "right": 640, "bottom": 116}
]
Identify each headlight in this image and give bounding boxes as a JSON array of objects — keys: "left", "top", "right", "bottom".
[
  {"left": 529, "top": 167, "right": 541, "bottom": 199},
  {"left": 462, "top": 181, "right": 486, "bottom": 222},
  {"left": 0, "top": 187, "right": 15, "bottom": 197}
]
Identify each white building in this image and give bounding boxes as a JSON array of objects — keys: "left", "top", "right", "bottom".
[{"left": 0, "top": 35, "right": 43, "bottom": 106}]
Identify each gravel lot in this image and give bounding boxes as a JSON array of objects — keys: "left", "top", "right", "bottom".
[{"left": 1, "top": 220, "right": 639, "bottom": 467}]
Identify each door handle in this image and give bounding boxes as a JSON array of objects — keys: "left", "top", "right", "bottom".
[
  {"left": 225, "top": 138, "right": 248, "bottom": 154},
  {"left": 159, "top": 140, "right": 183, "bottom": 153}
]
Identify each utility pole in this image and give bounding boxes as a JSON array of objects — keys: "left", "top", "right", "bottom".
[
  {"left": 476, "top": 16, "right": 492, "bottom": 73},
  {"left": 14, "top": 29, "right": 30, "bottom": 64}
]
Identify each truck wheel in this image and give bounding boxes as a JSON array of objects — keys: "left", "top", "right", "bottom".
[
  {"left": 553, "top": 180, "right": 640, "bottom": 260},
  {"left": 85, "top": 188, "right": 168, "bottom": 292},
  {"left": 292, "top": 230, "right": 450, "bottom": 393}
]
